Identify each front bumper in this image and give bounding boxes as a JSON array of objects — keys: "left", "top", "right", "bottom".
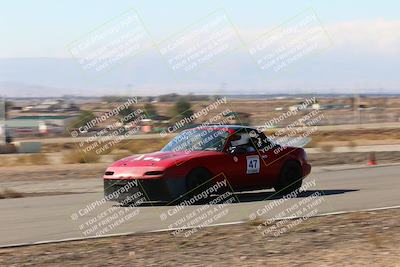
[{"left": 104, "top": 178, "right": 186, "bottom": 203}]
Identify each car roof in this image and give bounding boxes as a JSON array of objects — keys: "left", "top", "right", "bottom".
[{"left": 190, "top": 124, "right": 257, "bottom": 133}]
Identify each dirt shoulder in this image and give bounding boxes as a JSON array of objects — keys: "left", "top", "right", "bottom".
[
  {"left": 1, "top": 208, "right": 399, "bottom": 266},
  {"left": 0, "top": 163, "right": 108, "bottom": 182},
  {"left": 308, "top": 151, "right": 400, "bottom": 166}
]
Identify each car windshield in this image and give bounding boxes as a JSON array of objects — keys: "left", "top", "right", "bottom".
[{"left": 161, "top": 128, "right": 229, "bottom": 152}]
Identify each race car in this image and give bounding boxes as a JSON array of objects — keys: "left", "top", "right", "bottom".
[{"left": 103, "top": 125, "right": 311, "bottom": 204}]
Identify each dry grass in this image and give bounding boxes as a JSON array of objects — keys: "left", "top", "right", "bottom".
[
  {"left": 318, "top": 143, "right": 334, "bottom": 152},
  {"left": 347, "top": 140, "right": 358, "bottom": 150},
  {"left": 112, "top": 151, "right": 133, "bottom": 161},
  {"left": 316, "top": 129, "right": 400, "bottom": 142},
  {"left": 304, "top": 135, "right": 322, "bottom": 148},
  {"left": 296, "top": 129, "right": 400, "bottom": 148},
  {"left": 0, "top": 157, "right": 13, "bottom": 167},
  {"left": 246, "top": 217, "right": 264, "bottom": 227},
  {"left": 95, "top": 144, "right": 114, "bottom": 155},
  {"left": 0, "top": 154, "right": 49, "bottom": 167},
  {"left": 123, "top": 139, "right": 169, "bottom": 154},
  {"left": 26, "top": 153, "right": 49, "bottom": 165},
  {"left": 0, "top": 188, "right": 24, "bottom": 199},
  {"left": 42, "top": 143, "right": 74, "bottom": 153},
  {"left": 63, "top": 150, "right": 100, "bottom": 164},
  {"left": 368, "top": 230, "right": 384, "bottom": 248}
]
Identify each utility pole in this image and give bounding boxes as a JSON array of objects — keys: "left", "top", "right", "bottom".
[
  {"left": 0, "top": 96, "right": 5, "bottom": 144},
  {"left": 353, "top": 90, "right": 361, "bottom": 124},
  {"left": 354, "top": 94, "right": 361, "bottom": 124}
]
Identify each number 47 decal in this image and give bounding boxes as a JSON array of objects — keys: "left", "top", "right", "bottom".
[{"left": 246, "top": 155, "right": 260, "bottom": 174}]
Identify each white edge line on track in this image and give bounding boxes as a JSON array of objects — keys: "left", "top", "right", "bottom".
[{"left": 2, "top": 204, "right": 400, "bottom": 249}]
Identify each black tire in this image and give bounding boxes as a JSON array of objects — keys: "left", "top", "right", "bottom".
[
  {"left": 274, "top": 160, "right": 303, "bottom": 195},
  {"left": 184, "top": 168, "right": 212, "bottom": 203}
]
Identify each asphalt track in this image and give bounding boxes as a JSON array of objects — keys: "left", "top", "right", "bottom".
[{"left": 1, "top": 164, "right": 399, "bottom": 247}]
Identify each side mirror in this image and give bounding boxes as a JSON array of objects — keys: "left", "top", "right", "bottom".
[{"left": 229, "top": 146, "right": 247, "bottom": 154}]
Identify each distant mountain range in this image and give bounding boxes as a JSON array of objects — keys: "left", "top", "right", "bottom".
[{"left": 0, "top": 51, "right": 399, "bottom": 97}]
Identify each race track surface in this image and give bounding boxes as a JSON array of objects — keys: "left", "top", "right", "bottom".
[{"left": 1, "top": 165, "right": 399, "bottom": 247}]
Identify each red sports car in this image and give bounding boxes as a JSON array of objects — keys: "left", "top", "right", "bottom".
[{"left": 103, "top": 125, "right": 311, "bottom": 204}]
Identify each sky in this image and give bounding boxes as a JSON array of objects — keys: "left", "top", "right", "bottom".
[{"left": 0, "top": 0, "right": 399, "bottom": 96}]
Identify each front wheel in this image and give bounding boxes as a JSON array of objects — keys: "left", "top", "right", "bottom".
[
  {"left": 274, "top": 160, "right": 303, "bottom": 195},
  {"left": 184, "top": 168, "right": 212, "bottom": 203}
]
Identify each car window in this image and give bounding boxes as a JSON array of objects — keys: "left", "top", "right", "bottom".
[
  {"left": 161, "top": 128, "right": 229, "bottom": 152},
  {"left": 248, "top": 129, "right": 276, "bottom": 153},
  {"left": 229, "top": 131, "right": 256, "bottom": 153}
]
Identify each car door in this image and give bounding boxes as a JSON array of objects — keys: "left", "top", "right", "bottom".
[
  {"left": 222, "top": 130, "right": 265, "bottom": 189},
  {"left": 249, "top": 130, "right": 282, "bottom": 187}
]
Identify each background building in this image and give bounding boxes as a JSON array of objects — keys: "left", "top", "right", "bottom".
[{"left": 6, "top": 115, "right": 76, "bottom": 136}]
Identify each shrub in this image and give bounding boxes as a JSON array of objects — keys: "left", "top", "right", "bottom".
[
  {"left": 169, "top": 98, "right": 193, "bottom": 122},
  {"left": 69, "top": 110, "right": 96, "bottom": 129},
  {"left": 318, "top": 143, "right": 334, "bottom": 152},
  {"left": 63, "top": 150, "right": 100, "bottom": 164},
  {"left": 27, "top": 153, "right": 49, "bottom": 165},
  {"left": 347, "top": 141, "right": 357, "bottom": 150},
  {"left": 126, "top": 139, "right": 169, "bottom": 154},
  {"left": 112, "top": 151, "right": 132, "bottom": 161},
  {"left": 0, "top": 188, "right": 23, "bottom": 199}
]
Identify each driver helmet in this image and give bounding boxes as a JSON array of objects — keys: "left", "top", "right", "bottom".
[{"left": 231, "top": 133, "right": 250, "bottom": 147}]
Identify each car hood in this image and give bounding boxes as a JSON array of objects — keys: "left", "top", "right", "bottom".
[{"left": 111, "top": 150, "right": 222, "bottom": 168}]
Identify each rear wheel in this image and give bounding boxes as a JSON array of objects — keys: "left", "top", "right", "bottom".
[{"left": 274, "top": 160, "right": 303, "bottom": 195}]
